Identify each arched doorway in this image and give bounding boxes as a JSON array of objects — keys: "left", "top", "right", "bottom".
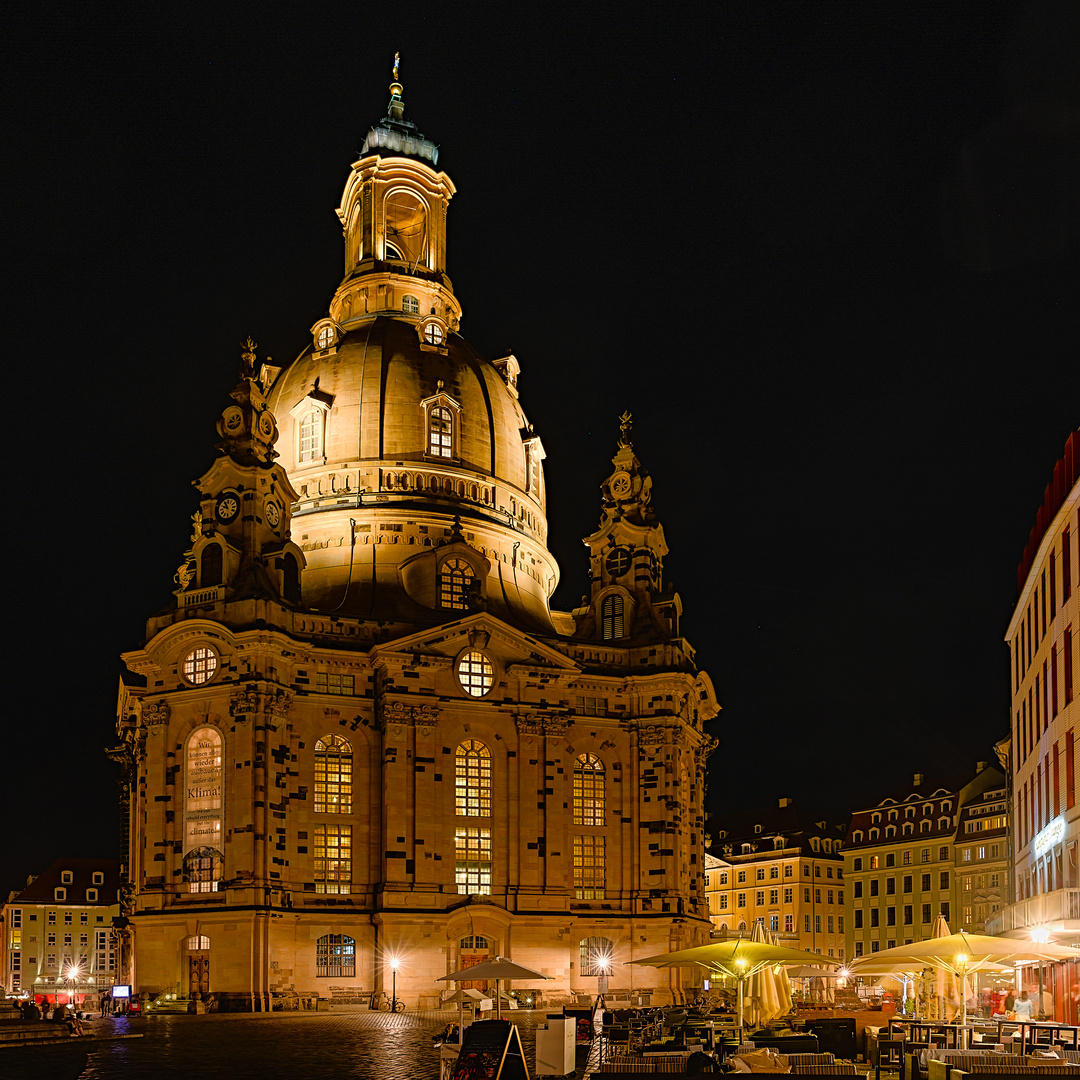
[
  {"left": 458, "top": 934, "right": 491, "bottom": 993},
  {"left": 186, "top": 934, "right": 210, "bottom": 998}
]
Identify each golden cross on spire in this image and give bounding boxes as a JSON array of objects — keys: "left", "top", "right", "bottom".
[
  {"left": 393, "top": 51, "right": 400, "bottom": 82},
  {"left": 618, "top": 410, "right": 633, "bottom": 449}
]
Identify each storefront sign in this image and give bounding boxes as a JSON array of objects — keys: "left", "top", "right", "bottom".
[{"left": 1033, "top": 816, "right": 1065, "bottom": 857}]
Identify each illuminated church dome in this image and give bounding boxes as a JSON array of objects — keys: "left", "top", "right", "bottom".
[{"left": 262, "top": 63, "right": 556, "bottom": 632}]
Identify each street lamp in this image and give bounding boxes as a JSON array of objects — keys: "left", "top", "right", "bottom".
[
  {"left": 66, "top": 964, "right": 80, "bottom": 1009},
  {"left": 390, "top": 957, "right": 400, "bottom": 1014}
]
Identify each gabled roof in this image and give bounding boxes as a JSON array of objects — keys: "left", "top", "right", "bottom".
[{"left": 9, "top": 858, "right": 121, "bottom": 906}]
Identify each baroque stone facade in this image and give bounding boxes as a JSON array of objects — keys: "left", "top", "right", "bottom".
[{"left": 116, "top": 65, "right": 719, "bottom": 1011}]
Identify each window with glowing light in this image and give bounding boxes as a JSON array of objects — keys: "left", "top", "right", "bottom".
[
  {"left": 186, "top": 935, "right": 211, "bottom": 950},
  {"left": 439, "top": 558, "right": 474, "bottom": 610},
  {"left": 579, "top": 936, "right": 614, "bottom": 977},
  {"left": 299, "top": 407, "right": 324, "bottom": 463},
  {"left": 574, "top": 834, "right": 606, "bottom": 899},
  {"left": 455, "top": 827, "right": 491, "bottom": 895},
  {"left": 314, "top": 824, "right": 351, "bottom": 894},
  {"left": 316, "top": 934, "right": 355, "bottom": 978},
  {"left": 573, "top": 754, "right": 605, "bottom": 826},
  {"left": 424, "top": 323, "right": 444, "bottom": 346},
  {"left": 457, "top": 651, "right": 493, "bottom": 697},
  {"left": 182, "top": 646, "right": 218, "bottom": 685},
  {"left": 314, "top": 735, "right": 352, "bottom": 814},
  {"left": 456, "top": 741, "right": 491, "bottom": 817},
  {"left": 428, "top": 405, "right": 453, "bottom": 458},
  {"left": 183, "top": 848, "right": 223, "bottom": 893},
  {"left": 402, "top": 294, "right": 420, "bottom": 315}
]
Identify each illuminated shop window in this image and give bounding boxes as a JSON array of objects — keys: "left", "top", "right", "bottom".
[
  {"left": 182, "top": 647, "right": 218, "bottom": 685},
  {"left": 314, "top": 735, "right": 352, "bottom": 814},
  {"left": 314, "top": 825, "right": 352, "bottom": 894},
  {"left": 457, "top": 651, "right": 493, "bottom": 697},
  {"left": 439, "top": 558, "right": 474, "bottom": 609},
  {"left": 183, "top": 847, "right": 223, "bottom": 893},
  {"left": 574, "top": 835, "right": 606, "bottom": 899},
  {"left": 455, "top": 741, "right": 491, "bottom": 817},
  {"left": 573, "top": 754, "right": 605, "bottom": 826},
  {"left": 455, "top": 827, "right": 491, "bottom": 895},
  {"left": 316, "top": 934, "right": 355, "bottom": 978}
]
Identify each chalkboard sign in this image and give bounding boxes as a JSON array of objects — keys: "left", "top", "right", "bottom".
[{"left": 449, "top": 1018, "right": 529, "bottom": 1080}]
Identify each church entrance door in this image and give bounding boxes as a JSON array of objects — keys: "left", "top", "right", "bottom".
[
  {"left": 188, "top": 953, "right": 210, "bottom": 997},
  {"left": 458, "top": 935, "right": 491, "bottom": 994}
]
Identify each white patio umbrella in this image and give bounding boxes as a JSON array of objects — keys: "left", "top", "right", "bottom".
[
  {"left": 436, "top": 956, "right": 551, "bottom": 1020},
  {"left": 441, "top": 986, "right": 486, "bottom": 1037}
]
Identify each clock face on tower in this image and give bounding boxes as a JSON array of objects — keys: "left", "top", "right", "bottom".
[
  {"left": 264, "top": 501, "right": 281, "bottom": 528},
  {"left": 216, "top": 493, "right": 240, "bottom": 523}
]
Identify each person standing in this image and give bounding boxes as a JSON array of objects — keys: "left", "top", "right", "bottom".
[{"left": 1013, "top": 990, "right": 1035, "bottom": 1019}]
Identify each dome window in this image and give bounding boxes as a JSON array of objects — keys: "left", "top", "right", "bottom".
[
  {"left": 402, "top": 294, "right": 420, "bottom": 315},
  {"left": 424, "top": 323, "right": 444, "bottom": 346},
  {"left": 429, "top": 407, "right": 453, "bottom": 458},
  {"left": 439, "top": 557, "right": 474, "bottom": 610},
  {"left": 457, "top": 650, "right": 494, "bottom": 698},
  {"left": 311, "top": 320, "right": 340, "bottom": 351}
]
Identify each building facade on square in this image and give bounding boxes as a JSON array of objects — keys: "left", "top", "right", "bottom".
[
  {"left": 990, "top": 431, "right": 1079, "bottom": 1016},
  {"left": 954, "top": 780, "right": 1008, "bottom": 933},
  {"left": 843, "top": 764, "right": 1004, "bottom": 959},
  {"left": 113, "top": 67, "right": 719, "bottom": 1011},
  {"left": 1, "top": 858, "right": 121, "bottom": 1002},
  {"left": 705, "top": 800, "right": 848, "bottom": 959}
]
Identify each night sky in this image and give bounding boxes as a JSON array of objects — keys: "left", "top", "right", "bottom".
[{"left": 4, "top": 2, "right": 1077, "bottom": 902}]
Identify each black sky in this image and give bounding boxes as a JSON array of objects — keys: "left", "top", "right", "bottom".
[{"left": 3, "top": 1, "right": 1077, "bottom": 901}]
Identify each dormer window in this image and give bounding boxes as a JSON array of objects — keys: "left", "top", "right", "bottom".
[
  {"left": 291, "top": 391, "right": 332, "bottom": 468},
  {"left": 92, "top": 872, "right": 103, "bottom": 885},
  {"left": 424, "top": 323, "right": 444, "bottom": 346},
  {"left": 439, "top": 557, "right": 474, "bottom": 610},
  {"left": 55, "top": 887, "right": 66, "bottom": 901},
  {"left": 86, "top": 888, "right": 98, "bottom": 902},
  {"left": 317, "top": 326, "right": 334, "bottom": 349},
  {"left": 61, "top": 871, "right": 73, "bottom": 884},
  {"left": 429, "top": 406, "right": 453, "bottom": 458},
  {"left": 311, "top": 320, "right": 339, "bottom": 352}
]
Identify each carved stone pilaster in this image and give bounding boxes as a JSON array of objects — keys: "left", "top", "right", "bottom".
[
  {"left": 515, "top": 713, "right": 568, "bottom": 738},
  {"left": 383, "top": 700, "right": 439, "bottom": 729},
  {"left": 266, "top": 689, "right": 293, "bottom": 722},
  {"left": 230, "top": 687, "right": 259, "bottom": 718},
  {"left": 143, "top": 701, "right": 170, "bottom": 727}
]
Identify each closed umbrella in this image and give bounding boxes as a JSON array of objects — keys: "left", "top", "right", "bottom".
[{"left": 436, "top": 956, "right": 551, "bottom": 1020}]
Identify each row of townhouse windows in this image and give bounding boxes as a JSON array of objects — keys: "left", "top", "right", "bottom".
[
  {"left": 851, "top": 847, "right": 950, "bottom": 871},
  {"left": 853, "top": 902, "right": 950, "bottom": 928},
  {"left": 714, "top": 863, "right": 841, "bottom": 886},
  {"left": 1016, "top": 633, "right": 1076, "bottom": 764},
  {"left": 854, "top": 820, "right": 950, "bottom": 840},
  {"left": 852, "top": 872, "right": 949, "bottom": 897},
  {"left": 1015, "top": 729, "right": 1076, "bottom": 852},
  {"left": 1014, "top": 522, "right": 1076, "bottom": 689},
  {"left": 960, "top": 844, "right": 1002, "bottom": 861},
  {"left": 725, "top": 886, "right": 844, "bottom": 907}
]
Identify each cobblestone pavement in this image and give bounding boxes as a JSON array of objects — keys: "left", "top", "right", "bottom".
[{"left": 7, "top": 1008, "right": 601, "bottom": 1080}]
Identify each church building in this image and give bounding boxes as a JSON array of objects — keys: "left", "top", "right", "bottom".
[{"left": 114, "top": 63, "right": 719, "bottom": 1011}]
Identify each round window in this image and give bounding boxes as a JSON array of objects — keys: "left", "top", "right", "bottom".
[
  {"left": 424, "top": 323, "right": 444, "bottom": 346},
  {"left": 605, "top": 547, "right": 632, "bottom": 578},
  {"left": 316, "top": 326, "right": 335, "bottom": 349},
  {"left": 457, "top": 651, "right": 493, "bottom": 697},
  {"left": 182, "top": 647, "right": 218, "bottom": 686}
]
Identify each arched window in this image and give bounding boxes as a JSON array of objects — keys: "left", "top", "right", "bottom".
[
  {"left": 201, "top": 544, "right": 222, "bottom": 587},
  {"left": 456, "top": 741, "right": 491, "bottom": 817},
  {"left": 316, "top": 934, "right": 355, "bottom": 978},
  {"left": 299, "top": 407, "right": 323, "bottom": 463},
  {"left": 402, "top": 294, "right": 420, "bottom": 314},
  {"left": 384, "top": 189, "right": 427, "bottom": 266},
  {"left": 579, "top": 936, "right": 613, "bottom": 977},
  {"left": 573, "top": 754, "right": 605, "bottom": 826},
  {"left": 183, "top": 847, "right": 223, "bottom": 893},
  {"left": 460, "top": 935, "right": 489, "bottom": 952},
  {"left": 429, "top": 405, "right": 453, "bottom": 457},
  {"left": 314, "top": 735, "right": 352, "bottom": 814},
  {"left": 186, "top": 935, "right": 210, "bottom": 950},
  {"left": 601, "top": 594, "right": 625, "bottom": 640},
  {"left": 439, "top": 557, "right": 473, "bottom": 609}
]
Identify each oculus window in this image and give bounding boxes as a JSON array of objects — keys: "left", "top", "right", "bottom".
[
  {"left": 457, "top": 651, "right": 493, "bottom": 697},
  {"left": 182, "top": 647, "right": 218, "bottom": 685}
]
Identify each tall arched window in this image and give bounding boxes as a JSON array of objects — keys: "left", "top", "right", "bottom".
[
  {"left": 579, "top": 936, "right": 613, "bottom": 977},
  {"left": 439, "top": 558, "right": 474, "bottom": 609},
  {"left": 601, "top": 594, "right": 625, "bottom": 640},
  {"left": 456, "top": 741, "right": 491, "bottom": 817},
  {"left": 314, "top": 735, "right": 352, "bottom": 814},
  {"left": 183, "top": 847, "right": 223, "bottom": 893},
  {"left": 429, "top": 405, "right": 453, "bottom": 458},
  {"left": 200, "top": 543, "right": 222, "bottom": 587},
  {"left": 384, "top": 190, "right": 427, "bottom": 266},
  {"left": 299, "top": 407, "right": 323, "bottom": 463},
  {"left": 573, "top": 754, "right": 605, "bottom": 826},
  {"left": 316, "top": 934, "right": 355, "bottom": 977}
]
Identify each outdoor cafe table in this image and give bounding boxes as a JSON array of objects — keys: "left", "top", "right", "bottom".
[{"left": 1002, "top": 1021, "right": 1080, "bottom": 1055}]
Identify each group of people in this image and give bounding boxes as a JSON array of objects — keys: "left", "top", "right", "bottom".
[
  {"left": 999, "top": 987, "right": 1053, "bottom": 1020},
  {"left": 18, "top": 998, "right": 86, "bottom": 1036}
]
